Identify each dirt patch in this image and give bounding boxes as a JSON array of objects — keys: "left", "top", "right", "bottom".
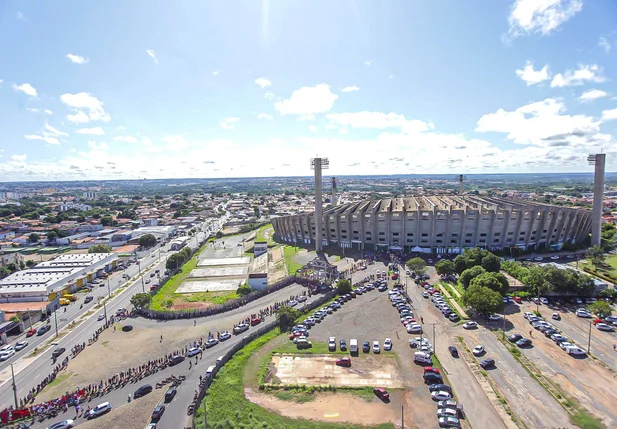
[
  {"left": 171, "top": 301, "right": 215, "bottom": 310},
  {"left": 244, "top": 333, "right": 288, "bottom": 389},
  {"left": 269, "top": 354, "right": 403, "bottom": 388},
  {"left": 245, "top": 387, "right": 395, "bottom": 425},
  {"left": 78, "top": 389, "right": 164, "bottom": 429}
]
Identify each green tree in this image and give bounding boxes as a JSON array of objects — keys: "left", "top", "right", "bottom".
[
  {"left": 453, "top": 255, "right": 467, "bottom": 275},
  {"left": 88, "top": 244, "right": 112, "bottom": 253},
  {"left": 46, "top": 230, "right": 58, "bottom": 241},
  {"left": 100, "top": 216, "right": 113, "bottom": 226},
  {"left": 138, "top": 234, "right": 157, "bottom": 248},
  {"left": 25, "top": 260, "right": 36, "bottom": 268},
  {"left": 406, "top": 257, "right": 427, "bottom": 275},
  {"left": 586, "top": 245, "right": 606, "bottom": 268},
  {"left": 28, "top": 233, "right": 40, "bottom": 243},
  {"left": 236, "top": 283, "right": 252, "bottom": 296},
  {"left": 588, "top": 300, "right": 613, "bottom": 319},
  {"left": 6, "top": 263, "right": 17, "bottom": 273},
  {"left": 0, "top": 267, "right": 10, "bottom": 278},
  {"left": 166, "top": 253, "right": 186, "bottom": 270},
  {"left": 435, "top": 260, "right": 456, "bottom": 276},
  {"left": 470, "top": 272, "right": 509, "bottom": 296},
  {"left": 130, "top": 293, "right": 152, "bottom": 309},
  {"left": 336, "top": 278, "right": 352, "bottom": 295},
  {"left": 481, "top": 253, "right": 502, "bottom": 273},
  {"left": 463, "top": 284, "right": 505, "bottom": 316},
  {"left": 459, "top": 266, "right": 486, "bottom": 289},
  {"left": 462, "top": 247, "right": 488, "bottom": 268},
  {"left": 523, "top": 266, "right": 551, "bottom": 297},
  {"left": 275, "top": 305, "right": 301, "bottom": 332}
]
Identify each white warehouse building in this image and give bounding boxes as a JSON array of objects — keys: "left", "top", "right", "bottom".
[{"left": 272, "top": 196, "right": 592, "bottom": 254}]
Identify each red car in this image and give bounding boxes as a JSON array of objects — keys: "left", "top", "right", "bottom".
[
  {"left": 289, "top": 331, "right": 305, "bottom": 340},
  {"left": 592, "top": 318, "right": 603, "bottom": 326},
  {"left": 251, "top": 317, "right": 262, "bottom": 326},
  {"left": 391, "top": 274, "right": 398, "bottom": 280},
  {"left": 513, "top": 296, "right": 522, "bottom": 304},
  {"left": 26, "top": 328, "right": 36, "bottom": 337},
  {"left": 373, "top": 387, "right": 389, "bottom": 400},
  {"left": 336, "top": 357, "right": 351, "bottom": 367},
  {"left": 424, "top": 366, "right": 440, "bottom": 374}
]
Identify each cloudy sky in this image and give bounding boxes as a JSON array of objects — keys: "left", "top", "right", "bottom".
[{"left": 1, "top": 0, "right": 616, "bottom": 181}]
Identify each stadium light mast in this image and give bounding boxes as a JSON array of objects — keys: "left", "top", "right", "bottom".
[
  {"left": 588, "top": 153, "right": 606, "bottom": 247},
  {"left": 311, "top": 157, "right": 329, "bottom": 252}
]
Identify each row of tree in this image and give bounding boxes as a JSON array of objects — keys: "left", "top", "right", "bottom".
[
  {"left": 165, "top": 247, "right": 192, "bottom": 271},
  {"left": 501, "top": 260, "right": 595, "bottom": 297}
]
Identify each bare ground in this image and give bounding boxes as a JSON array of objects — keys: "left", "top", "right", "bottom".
[{"left": 77, "top": 389, "right": 164, "bottom": 429}]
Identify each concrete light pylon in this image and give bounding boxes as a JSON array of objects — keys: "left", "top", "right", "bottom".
[{"left": 311, "top": 157, "right": 329, "bottom": 251}]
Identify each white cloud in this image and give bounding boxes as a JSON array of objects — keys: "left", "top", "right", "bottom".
[
  {"left": 341, "top": 86, "right": 360, "bottom": 93},
  {"left": 326, "top": 111, "right": 429, "bottom": 134},
  {"left": 363, "top": 60, "right": 372, "bottom": 66},
  {"left": 254, "top": 78, "right": 272, "bottom": 88},
  {"left": 602, "top": 108, "right": 617, "bottom": 121},
  {"left": 114, "top": 136, "right": 138, "bottom": 143},
  {"left": 211, "top": 71, "right": 219, "bottom": 77},
  {"left": 309, "top": 125, "right": 318, "bottom": 133},
  {"left": 297, "top": 115, "right": 315, "bottom": 122},
  {"left": 25, "top": 134, "right": 59, "bottom": 145},
  {"left": 12, "top": 83, "right": 37, "bottom": 97},
  {"left": 61, "top": 92, "right": 110, "bottom": 123},
  {"left": 16, "top": 12, "right": 26, "bottom": 21},
  {"left": 476, "top": 98, "right": 604, "bottom": 148},
  {"left": 163, "top": 135, "right": 190, "bottom": 151},
  {"left": 66, "top": 54, "right": 89, "bottom": 64},
  {"left": 515, "top": 61, "right": 550, "bottom": 85},
  {"left": 45, "top": 124, "right": 69, "bottom": 137},
  {"left": 76, "top": 127, "right": 105, "bottom": 135},
  {"left": 25, "top": 108, "right": 39, "bottom": 113},
  {"left": 44, "top": 109, "right": 53, "bottom": 115},
  {"left": 146, "top": 50, "right": 158, "bottom": 64},
  {"left": 389, "top": 74, "right": 395, "bottom": 80},
  {"left": 257, "top": 113, "right": 273, "bottom": 120},
  {"left": 580, "top": 89, "right": 608, "bottom": 102},
  {"left": 25, "top": 124, "right": 67, "bottom": 145},
  {"left": 274, "top": 84, "right": 338, "bottom": 116},
  {"left": 220, "top": 117, "right": 240, "bottom": 130},
  {"left": 551, "top": 64, "right": 606, "bottom": 87},
  {"left": 507, "top": 0, "right": 583, "bottom": 38},
  {"left": 599, "top": 36, "right": 611, "bottom": 53},
  {"left": 88, "top": 141, "right": 109, "bottom": 151},
  {"left": 11, "top": 154, "right": 27, "bottom": 162},
  {"left": 264, "top": 92, "right": 275, "bottom": 101}
]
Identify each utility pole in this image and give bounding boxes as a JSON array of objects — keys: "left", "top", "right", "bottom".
[
  {"left": 401, "top": 405, "right": 404, "bottom": 429},
  {"left": 141, "top": 275, "right": 145, "bottom": 293},
  {"left": 431, "top": 323, "right": 437, "bottom": 347},
  {"left": 27, "top": 308, "right": 32, "bottom": 330},
  {"left": 107, "top": 277, "right": 111, "bottom": 298},
  {"left": 503, "top": 312, "right": 506, "bottom": 340},
  {"left": 588, "top": 321, "right": 592, "bottom": 354},
  {"left": 53, "top": 309, "right": 59, "bottom": 338},
  {"left": 11, "top": 364, "right": 18, "bottom": 409},
  {"left": 103, "top": 300, "right": 108, "bottom": 324}
]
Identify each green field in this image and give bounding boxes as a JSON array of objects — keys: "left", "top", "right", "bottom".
[
  {"left": 256, "top": 223, "right": 276, "bottom": 247},
  {"left": 580, "top": 254, "right": 617, "bottom": 283},
  {"left": 283, "top": 245, "right": 303, "bottom": 275},
  {"left": 197, "top": 328, "right": 393, "bottom": 429}
]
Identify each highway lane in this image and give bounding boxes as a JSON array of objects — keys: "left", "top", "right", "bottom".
[
  {"left": 0, "top": 226, "right": 211, "bottom": 408},
  {"left": 28, "top": 283, "right": 318, "bottom": 429}
]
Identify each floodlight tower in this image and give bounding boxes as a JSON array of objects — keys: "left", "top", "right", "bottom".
[
  {"left": 458, "top": 174, "right": 464, "bottom": 195},
  {"left": 588, "top": 153, "right": 606, "bottom": 247},
  {"left": 311, "top": 157, "right": 329, "bottom": 251},
  {"left": 331, "top": 177, "right": 337, "bottom": 206}
]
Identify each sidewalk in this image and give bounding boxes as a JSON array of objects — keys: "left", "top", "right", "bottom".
[{"left": 435, "top": 283, "right": 469, "bottom": 319}]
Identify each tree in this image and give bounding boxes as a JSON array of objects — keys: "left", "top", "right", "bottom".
[
  {"left": 481, "top": 253, "right": 502, "bottom": 273},
  {"left": 100, "top": 216, "right": 113, "bottom": 226},
  {"left": 28, "top": 233, "right": 40, "bottom": 243},
  {"left": 435, "top": 260, "right": 456, "bottom": 276},
  {"left": 453, "top": 255, "right": 467, "bottom": 275},
  {"left": 522, "top": 265, "right": 549, "bottom": 297},
  {"left": 237, "top": 283, "right": 252, "bottom": 296},
  {"left": 459, "top": 266, "right": 486, "bottom": 289},
  {"left": 88, "top": 244, "right": 112, "bottom": 253},
  {"left": 6, "top": 263, "right": 17, "bottom": 273},
  {"left": 461, "top": 247, "right": 488, "bottom": 268},
  {"left": 586, "top": 245, "right": 606, "bottom": 268},
  {"left": 406, "top": 257, "right": 427, "bottom": 274},
  {"left": 25, "top": 260, "right": 36, "bottom": 268},
  {"left": 469, "top": 272, "right": 509, "bottom": 296},
  {"left": 139, "top": 234, "right": 157, "bottom": 249},
  {"left": 588, "top": 300, "right": 613, "bottom": 319},
  {"left": 130, "top": 293, "right": 152, "bottom": 309},
  {"left": 336, "top": 278, "right": 352, "bottom": 295},
  {"left": 0, "top": 267, "right": 9, "bottom": 279},
  {"left": 463, "top": 284, "right": 505, "bottom": 316},
  {"left": 275, "top": 305, "right": 301, "bottom": 332},
  {"left": 166, "top": 253, "right": 186, "bottom": 270},
  {"left": 46, "top": 230, "right": 58, "bottom": 241}
]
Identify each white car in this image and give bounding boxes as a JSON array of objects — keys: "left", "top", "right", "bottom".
[
  {"left": 288, "top": 300, "right": 298, "bottom": 307},
  {"left": 88, "top": 401, "right": 112, "bottom": 419},
  {"left": 540, "top": 297, "right": 549, "bottom": 305},
  {"left": 372, "top": 341, "right": 380, "bottom": 353},
  {"left": 523, "top": 312, "right": 535, "bottom": 320},
  {"left": 437, "top": 407, "right": 458, "bottom": 417},
  {"left": 384, "top": 338, "right": 392, "bottom": 351},
  {"left": 15, "top": 341, "right": 28, "bottom": 351},
  {"left": 297, "top": 295, "right": 308, "bottom": 302},
  {"left": 431, "top": 391, "right": 452, "bottom": 401},
  {"left": 534, "top": 257, "right": 543, "bottom": 261},
  {"left": 559, "top": 341, "right": 574, "bottom": 350},
  {"left": 407, "top": 324, "right": 423, "bottom": 334},
  {"left": 550, "top": 255, "right": 560, "bottom": 260},
  {"left": 472, "top": 345, "right": 485, "bottom": 356},
  {"left": 328, "top": 337, "right": 336, "bottom": 351},
  {"left": 187, "top": 347, "right": 201, "bottom": 357},
  {"left": 0, "top": 345, "right": 15, "bottom": 361},
  {"left": 422, "top": 292, "right": 429, "bottom": 298},
  {"left": 47, "top": 419, "right": 75, "bottom": 429},
  {"left": 97, "top": 314, "right": 105, "bottom": 321},
  {"left": 463, "top": 321, "right": 477, "bottom": 329},
  {"left": 596, "top": 323, "right": 615, "bottom": 332},
  {"left": 487, "top": 314, "right": 501, "bottom": 321},
  {"left": 566, "top": 346, "right": 587, "bottom": 357},
  {"left": 576, "top": 309, "right": 592, "bottom": 318}
]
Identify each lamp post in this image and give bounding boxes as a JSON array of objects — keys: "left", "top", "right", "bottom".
[
  {"left": 11, "top": 364, "right": 18, "bottom": 409},
  {"left": 587, "top": 321, "right": 592, "bottom": 354},
  {"left": 53, "top": 309, "right": 59, "bottom": 338}
]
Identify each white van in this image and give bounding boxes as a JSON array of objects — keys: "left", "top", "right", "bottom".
[
  {"left": 205, "top": 365, "right": 216, "bottom": 378},
  {"left": 413, "top": 351, "right": 432, "bottom": 364},
  {"left": 349, "top": 339, "right": 358, "bottom": 353}
]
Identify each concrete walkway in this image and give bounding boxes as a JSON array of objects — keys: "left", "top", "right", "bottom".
[{"left": 436, "top": 283, "right": 469, "bottom": 319}]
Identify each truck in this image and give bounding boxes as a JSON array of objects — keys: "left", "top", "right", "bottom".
[
  {"left": 62, "top": 294, "right": 77, "bottom": 302},
  {"left": 59, "top": 298, "right": 71, "bottom": 306},
  {"left": 349, "top": 339, "right": 358, "bottom": 354}
]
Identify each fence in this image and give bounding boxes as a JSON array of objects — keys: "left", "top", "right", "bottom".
[
  {"left": 137, "top": 275, "right": 301, "bottom": 320},
  {"left": 191, "top": 290, "right": 336, "bottom": 428}
]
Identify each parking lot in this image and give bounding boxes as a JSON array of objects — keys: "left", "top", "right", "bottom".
[{"left": 506, "top": 301, "right": 617, "bottom": 427}]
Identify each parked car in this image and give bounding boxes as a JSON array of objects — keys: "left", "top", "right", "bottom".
[
  {"left": 339, "top": 339, "right": 347, "bottom": 351},
  {"left": 52, "top": 348, "right": 66, "bottom": 359},
  {"left": 373, "top": 387, "right": 389, "bottom": 400},
  {"left": 480, "top": 358, "right": 495, "bottom": 369},
  {"left": 423, "top": 372, "right": 443, "bottom": 384},
  {"left": 151, "top": 405, "right": 165, "bottom": 422},
  {"left": 596, "top": 323, "right": 615, "bottom": 332},
  {"left": 121, "top": 325, "right": 133, "bottom": 332},
  {"left": 164, "top": 387, "right": 177, "bottom": 403},
  {"left": 205, "top": 338, "right": 219, "bottom": 348},
  {"left": 15, "top": 341, "right": 28, "bottom": 351},
  {"left": 336, "top": 357, "right": 351, "bottom": 367},
  {"left": 429, "top": 383, "right": 452, "bottom": 393},
  {"left": 362, "top": 341, "right": 370, "bottom": 353},
  {"left": 431, "top": 391, "right": 452, "bottom": 401},
  {"left": 169, "top": 355, "right": 185, "bottom": 366},
  {"left": 463, "top": 321, "right": 477, "bottom": 329},
  {"left": 516, "top": 338, "right": 532, "bottom": 348},
  {"left": 372, "top": 341, "right": 381, "bottom": 354},
  {"left": 47, "top": 419, "right": 75, "bottom": 429},
  {"left": 187, "top": 347, "right": 201, "bottom": 357},
  {"left": 438, "top": 416, "right": 461, "bottom": 428},
  {"left": 508, "top": 333, "right": 522, "bottom": 343},
  {"left": 133, "top": 384, "right": 153, "bottom": 399},
  {"left": 472, "top": 345, "right": 485, "bottom": 356},
  {"left": 384, "top": 338, "right": 392, "bottom": 351},
  {"left": 448, "top": 346, "right": 458, "bottom": 357},
  {"left": 88, "top": 402, "right": 112, "bottom": 419}
]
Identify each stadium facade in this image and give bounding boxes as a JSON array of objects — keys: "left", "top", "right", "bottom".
[{"left": 272, "top": 196, "right": 592, "bottom": 254}]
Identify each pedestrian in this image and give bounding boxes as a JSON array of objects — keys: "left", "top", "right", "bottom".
[
  {"left": 160, "top": 335, "right": 163, "bottom": 342},
  {"left": 529, "top": 330, "right": 533, "bottom": 338},
  {"left": 421, "top": 316, "right": 424, "bottom": 324},
  {"left": 194, "top": 320, "right": 196, "bottom": 326},
  {"left": 613, "top": 343, "right": 616, "bottom": 351}
]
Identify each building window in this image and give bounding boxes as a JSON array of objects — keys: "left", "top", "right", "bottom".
[
  {"left": 392, "top": 232, "right": 399, "bottom": 236},
  {"left": 466, "top": 233, "right": 472, "bottom": 237},
  {"left": 479, "top": 239, "right": 486, "bottom": 243},
  {"left": 421, "top": 233, "right": 428, "bottom": 237},
  {"left": 480, "top": 233, "right": 487, "bottom": 237},
  {"left": 379, "top": 238, "right": 385, "bottom": 242},
  {"left": 493, "top": 239, "right": 499, "bottom": 243},
  {"left": 421, "top": 240, "right": 428, "bottom": 243},
  {"left": 436, "top": 233, "right": 443, "bottom": 237},
  {"left": 520, "top": 232, "right": 525, "bottom": 235},
  {"left": 353, "top": 231, "right": 358, "bottom": 234},
  {"left": 378, "top": 232, "right": 385, "bottom": 236},
  {"left": 450, "top": 240, "right": 457, "bottom": 244},
  {"left": 465, "top": 239, "right": 472, "bottom": 243},
  {"left": 436, "top": 240, "right": 442, "bottom": 244},
  {"left": 341, "top": 229, "right": 347, "bottom": 233},
  {"left": 451, "top": 233, "right": 458, "bottom": 237},
  {"left": 341, "top": 235, "right": 347, "bottom": 239},
  {"left": 407, "top": 233, "right": 414, "bottom": 236},
  {"left": 330, "top": 229, "right": 335, "bottom": 232}
]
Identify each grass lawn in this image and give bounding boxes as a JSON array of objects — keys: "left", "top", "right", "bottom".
[
  {"left": 149, "top": 244, "right": 207, "bottom": 311},
  {"left": 198, "top": 328, "right": 393, "bottom": 429},
  {"left": 580, "top": 254, "right": 617, "bottom": 283},
  {"left": 283, "top": 245, "right": 303, "bottom": 275},
  {"left": 256, "top": 223, "right": 276, "bottom": 247},
  {"left": 184, "top": 290, "right": 239, "bottom": 305}
]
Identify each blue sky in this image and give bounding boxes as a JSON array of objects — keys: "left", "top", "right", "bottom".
[{"left": 1, "top": 0, "right": 616, "bottom": 181}]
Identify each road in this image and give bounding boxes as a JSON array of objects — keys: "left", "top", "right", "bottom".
[
  {"left": 0, "top": 223, "right": 213, "bottom": 409},
  {"left": 28, "top": 283, "right": 317, "bottom": 429}
]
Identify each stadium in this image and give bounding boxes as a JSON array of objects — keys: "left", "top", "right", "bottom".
[{"left": 272, "top": 195, "right": 592, "bottom": 254}]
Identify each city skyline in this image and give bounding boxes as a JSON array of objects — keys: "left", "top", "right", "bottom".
[{"left": 1, "top": 0, "right": 617, "bottom": 181}]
